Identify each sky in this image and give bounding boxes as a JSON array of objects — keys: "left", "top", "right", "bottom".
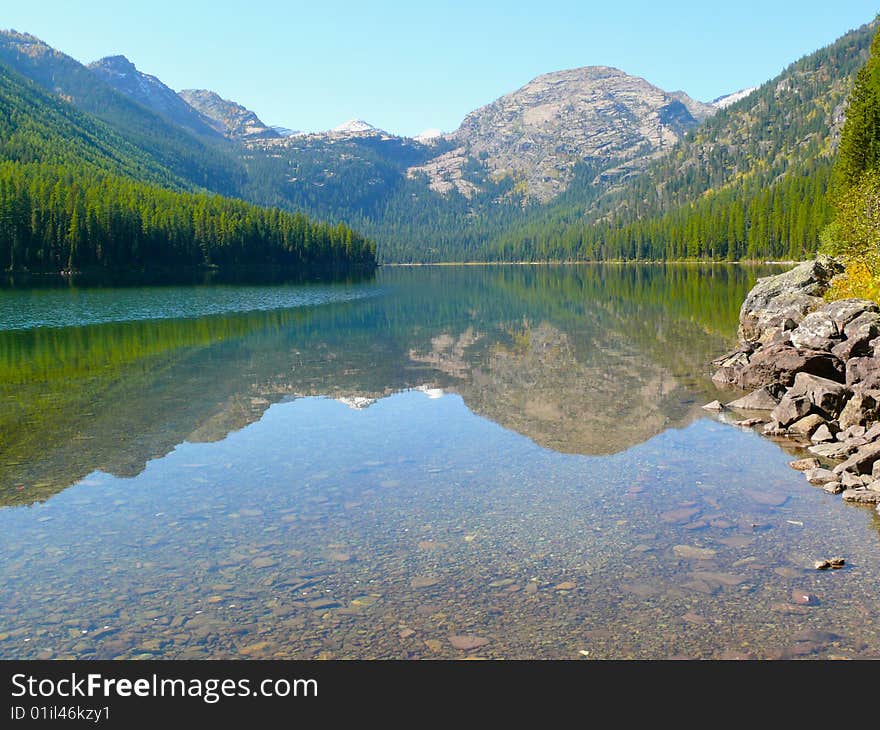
[{"left": 3, "top": 1, "right": 879, "bottom": 137}]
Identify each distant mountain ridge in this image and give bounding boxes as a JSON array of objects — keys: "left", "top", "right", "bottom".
[
  {"left": 87, "top": 55, "right": 221, "bottom": 139},
  {"left": 0, "top": 19, "right": 874, "bottom": 264},
  {"left": 177, "top": 88, "right": 279, "bottom": 140}
]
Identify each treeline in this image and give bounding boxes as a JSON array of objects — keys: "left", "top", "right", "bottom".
[
  {"left": 0, "top": 162, "right": 376, "bottom": 273},
  {"left": 492, "top": 162, "right": 833, "bottom": 261}
]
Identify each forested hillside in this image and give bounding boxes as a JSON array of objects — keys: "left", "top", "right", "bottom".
[
  {"left": 490, "top": 19, "right": 877, "bottom": 261},
  {"left": 0, "top": 59, "right": 375, "bottom": 273}
]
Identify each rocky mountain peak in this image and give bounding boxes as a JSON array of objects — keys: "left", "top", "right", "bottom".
[
  {"left": 90, "top": 54, "right": 136, "bottom": 75},
  {"left": 177, "top": 89, "right": 279, "bottom": 141},
  {"left": 331, "top": 119, "right": 379, "bottom": 135},
  {"left": 87, "top": 55, "right": 221, "bottom": 139},
  {"left": 451, "top": 65, "right": 709, "bottom": 202}
]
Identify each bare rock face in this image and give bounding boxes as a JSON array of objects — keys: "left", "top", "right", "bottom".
[
  {"left": 178, "top": 89, "right": 279, "bottom": 141},
  {"left": 452, "top": 66, "right": 707, "bottom": 202},
  {"left": 737, "top": 258, "right": 843, "bottom": 343}
]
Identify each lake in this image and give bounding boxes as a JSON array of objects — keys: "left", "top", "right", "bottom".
[{"left": 1, "top": 264, "right": 879, "bottom": 659}]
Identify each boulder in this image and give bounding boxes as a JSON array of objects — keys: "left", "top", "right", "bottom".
[
  {"left": 711, "top": 347, "right": 754, "bottom": 368},
  {"left": 789, "top": 311, "right": 841, "bottom": 350},
  {"left": 701, "top": 400, "right": 725, "bottom": 411},
  {"left": 738, "top": 345, "right": 843, "bottom": 393},
  {"left": 770, "top": 395, "right": 812, "bottom": 427},
  {"left": 726, "top": 387, "right": 779, "bottom": 411},
  {"left": 789, "top": 457, "right": 820, "bottom": 471},
  {"left": 841, "top": 489, "right": 880, "bottom": 504},
  {"left": 738, "top": 258, "right": 842, "bottom": 342},
  {"left": 838, "top": 424, "right": 866, "bottom": 440},
  {"left": 786, "top": 372, "right": 848, "bottom": 418},
  {"left": 808, "top": 441, "right": 853, "bottom": 459},
  {"left": 838, "top": 388, "right": 880, "bottom": 430},
  {"left": 804, "top": 467, "right": 838, "bottom": 485},
  {"left": 865, "top": 422, "right": 880, "bottom": 441},
  {"left": 788, "top": 413, "right": 827, "bottom": 437},
  {"left": 829, "top": 311, "right": 880, "bottom": 360},
  {"left": 810, "top": 424, "right": 836, "bottom": 443},
  {"left": 845, "top": 356, "right": 880, "bottom": 388},
  {"left": 840, "top": 471, "right": 870, "bottom": 488},
  {"left": 820, "top": 298, "right": 879, "bottom": 330},
  {"left": 832, "top": 441, "right": 880, "bottom": 475}
]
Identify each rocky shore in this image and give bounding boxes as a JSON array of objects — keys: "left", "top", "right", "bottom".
[{"left": 709, "top": 256, "right": 880, "bottom": 519}]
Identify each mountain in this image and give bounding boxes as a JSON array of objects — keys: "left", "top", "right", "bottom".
[
  {"left": 0, "top": 35, "right": 375, "bottom": 274},
  {"left": 449, "top": 66, "right": 709, "bottom": 202},
  {"left": 669, "top": 90, "right": 717, "bottom": 121},
  {"left": 491, "top": 19, "right": 878, "bottom": 262},
  {"left": 270, "top": 125, "right": 303, "bottom": 137},
  {"left": 177, "top": 89, "right": 279, "bottom": 140},
  {"left": 87, "top": 55, "right": 221, "bottom": 139},
  {"left": 331, "top": 118, "right": 379, "bottom": 135},
  {"left": 0, "top": 30, "right": 244, "bottom": 194},
  {"left": 711, "top": 87, "right": 758, "bottom": 108},
  {"left": 413, "top": 128, "right": 443, "bottom": 143}
]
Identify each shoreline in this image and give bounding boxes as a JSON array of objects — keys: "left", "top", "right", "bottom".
[
  {"left": 708, "top": 256, "right": 880, "bottom": 523},
  {"left": 382, "top": 259, "right": 799, "bottom": 267}
]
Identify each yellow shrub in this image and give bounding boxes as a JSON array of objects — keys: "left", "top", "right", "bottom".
[{"left": 825, "top": 259, "right": 880, "bottom": 302}]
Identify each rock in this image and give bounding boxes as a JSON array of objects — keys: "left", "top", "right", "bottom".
[
  {"left": 712, "top": 346, "right": 754, "bottom": 368},
  {"left": 239, "top": 641, "right": 272, "bottom": 656},
  {"left": 865, "top": 422, "right": 880, "bottom": 441},
  {"left": 734, "top": 417, "right": 764, "bottom": 427},
  {"left": 821, "top": 297, "right": 880, "bottom": 330},
  {"left": 838, "top": 310, "right": 880, "bottom": 359},
  {"left": 807, "top": 442, "right": 852, "bottom": 459},
  {"left": 829, "top": 557, "right": 845, "bottom": 568},
  {"left": 701, "top": 400, "right": 725, "bottom": 412},
  {"left": 786, "top": 372, "right": 848, "bottom": 418},
  {"left": 307, "top": 598, "right": 341, "bottom": 610},
  {"left": 823, "top": 481, "right": 844, "bottom": 494},
  {"left": 867, "top": 479, "right": 880, "bottom": 492},
  {"left": 790, "top": 589, "right": 818, "bottom": 606},
  {"left": 838, "top": 388, "right": 880, "bottom": 430},
  {"left": 845, "top": 356, "right": 880, "bottom": 388},
  {"left": 788, "top": 413, "right": 826, "bottom": 437},
  {"left": 789, "top": 457, "right": 820, "bottom": 471},
  {"left": 832, "top": 441, "right": 880, "bottom": 475},
  {"left": 810, "top": 424, "right": 836, "bottom": 443},
  {"left": 814, "top": 560, "right": 831, "bottom": 570},
  {"left": 553, "top": 581, "right": 577, "bottom": 590},
  {"left": 840, "top": 471, "right": 870, "bottom": 488},
  {"left": 660, "top": 506, "right": 701, "bottom": 524},
  {"left": 673, "top": 545, "right": 717, "bottom": 559},
  {"left": 448, "top": 635, "right": 490, "bottom": 651},
  {"left": 839, "top": 424, "right": 867, "bottom": 440},
  {"left": 410, "top": 576, "right": 441, "bottom": 589},
  {"left": 762, "top": 420, "right": 786, "bottom": 436},
  {"left": 770, "top": 395, "right": 812, "bottom": 427},
  {"left": 251, "top": 557, "right": 277, "bottom": 569},
  {"left": 738, "top": 258, "right": 842, "bottom": 342},
  {"left": 789, "top": 311, "right": 841, "bottom": 350},
  {"left": 399, "top": 628, "right": 415, "bottom": 639},
  {"left": 738, "top": 345, "right": 843, "bottom": 393},
  {"left": 804, "top": 467, "right": 837, "bottom": 485},
  {"left": 841, "top": 489, "right": 880, "bottom": 503},
  {"left": 726, "top": 387, "right": 779, "bottom": 411}
]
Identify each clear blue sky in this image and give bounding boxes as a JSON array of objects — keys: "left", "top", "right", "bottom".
[{"left": 3, "top": 1, "right": 878, "bottom": 137}]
